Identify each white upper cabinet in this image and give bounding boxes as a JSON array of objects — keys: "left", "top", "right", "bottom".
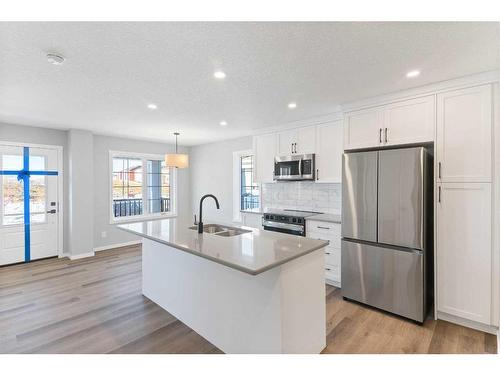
[
  {"left": 277, "top": 129, "right": 296, "bottom": 155},
  {"left": 277, "top": 126, "right": 316, "bottom": 155},
  {"left": 437, "top": 182, "right": 492, "bottom": 324},
  {"left": 383, "top": 95, "right": 435, "bottom": 146},
  {"left": 253, "top": 133, "right": 276, "bottom": 183},
  {"left": 344, "top": 95, "right": 436, "bottom": 150},
  {"left": 315, "top": 120, "right": 343, "bottom": 183},
  {"left": 344, "top": 107, "right": 383, "bottom": 150},
  {"left": 296, "top": 126, "right": 316, "bottom": 154},
  {"left": 437, "top": 84, "right": 492, "bottom": 183}
]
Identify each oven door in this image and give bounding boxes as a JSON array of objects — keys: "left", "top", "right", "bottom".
[{"left": 262, "top": 220, "right": 305, "bottom": 236}]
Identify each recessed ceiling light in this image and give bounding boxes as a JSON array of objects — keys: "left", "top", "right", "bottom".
[
  {"left": 214, "top": 70, "right": 226, "bottom": 79},
  {"left": 219, "top": 121, "right": 228, "bottom": 126},
  {"left": 46, "top": 53, "right": 65, "bottom": 65},
  {"left": 147, "top": 103, "right": 158, "bottom": 110},
  {"left": 288, "top": 102, "right": 297, "bottom": 109},
  {"left": 406, "top": 70, "right": 420, "bottom": 78}
]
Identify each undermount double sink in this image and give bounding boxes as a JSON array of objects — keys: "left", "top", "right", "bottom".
[{"left": 189, "top": 224, "right": 252, "bottom": 237}]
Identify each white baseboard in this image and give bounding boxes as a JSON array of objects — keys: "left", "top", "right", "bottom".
[
  {"left": 326, "top": 279, "right": 341, "bottom": 288},
  {"left": 68, "top": 252, "right": 95, "bottom": 260},
  {"left": 93, "top": 240, "right": 141, "bottom": 252},
  {"left": 437, "top": 311, "right": 499, "bottom": 335}
]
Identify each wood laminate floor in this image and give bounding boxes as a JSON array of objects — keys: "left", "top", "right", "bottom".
[{"left": 0, "top": 245, "right": 496, "bottom": 354}]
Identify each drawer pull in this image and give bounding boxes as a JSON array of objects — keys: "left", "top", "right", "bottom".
[
  {"left": 325, "top": 252, "right": 331, "bottom": 255},
  {"left": 326, "top": 268, "right": 331, "bottom": 271},
  {"left": 317, "top": 226, "right": 331, "bottom": 230}
]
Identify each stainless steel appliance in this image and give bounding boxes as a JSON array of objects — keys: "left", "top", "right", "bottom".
[
  {"left": 274, "top": 154, "right": 315, "bottom": 181},
  {"left": 341, "top": 146, "right": 433, "bottom": 323},
  {"left": 262, "top": 209, "right": 321, "bottom": 236}
]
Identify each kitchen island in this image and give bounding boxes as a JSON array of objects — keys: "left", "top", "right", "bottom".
[{"left": 118, "top": 218, "right": 329, "bottom": 354}]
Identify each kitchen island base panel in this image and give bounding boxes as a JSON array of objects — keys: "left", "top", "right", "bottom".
[{"left": 142, "top": 238, "right": 326, "bottom": 354}]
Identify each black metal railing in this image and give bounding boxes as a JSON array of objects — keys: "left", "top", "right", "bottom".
[
  {"left": 241, "top": 195, "right": 259, "bottom": 211},
  {"left": 113, "top": 198, "right": 170, "bottom": 217}
]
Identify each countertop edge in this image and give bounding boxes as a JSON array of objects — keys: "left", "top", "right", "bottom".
[{"left": 118, "top": 225, "right": 328, "bottom": 276}]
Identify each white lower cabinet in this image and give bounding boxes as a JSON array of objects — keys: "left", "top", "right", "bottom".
[
  {"left": 307, "top": 220, "right": 341, "bottom": 286},
  {"left": 240, "top": 212, "right": 263, "bottom": 229},
  {"left": 437, "top": 182, "right": 492, "bottom": 325}
]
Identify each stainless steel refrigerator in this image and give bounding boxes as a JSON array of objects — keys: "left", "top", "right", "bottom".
[{"left": 341, "top": 146, "right": 433, "bottom": 323}]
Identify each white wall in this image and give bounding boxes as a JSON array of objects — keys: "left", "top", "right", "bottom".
[
  {"left": 68, "top": 129, "right": 94, "bottom": 256},
  {"left": 189, "top": 136, "right": 252, "bottom": 224}
]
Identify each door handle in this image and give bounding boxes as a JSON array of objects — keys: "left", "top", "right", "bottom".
[
  {"left": 46, "top": 209, "right": 57, "bottom": 214},
  {"left": 379, "top": 128, "right": 382, "bottom": 143}
]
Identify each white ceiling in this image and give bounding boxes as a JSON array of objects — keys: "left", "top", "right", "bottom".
[{"left": 0, "top": 22, "right": 499, "bottom": 146}]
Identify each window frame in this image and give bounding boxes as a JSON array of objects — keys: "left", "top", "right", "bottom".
[
  {"left": 109, "top": 150, "right": 177, "bottom": 224},
  {"left": 232, "top": 149, "right": 261, "bottom": 223}
]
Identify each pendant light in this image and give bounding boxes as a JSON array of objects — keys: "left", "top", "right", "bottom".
[{"left": 165, "top": 132, "right": 189, "bottom": 169}]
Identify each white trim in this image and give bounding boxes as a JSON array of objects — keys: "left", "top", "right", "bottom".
[
  {"left": 67, "top": 251, "right": 95, "bottom": 260},
  {"left": 252, "top": 110, "right": 343, "bottom": 136},
  {"left": 108, "top": 150, "right": 178, "bottom": 224},
  {"left": 437, "top": 311, "right": 499, "bottom": 335},
  {"left": 325, "top": 279, "right": 340, "bottom": 288},
  {"left": 233, "top": 149, "right": 261, "bottom": 223},
  {"left": 342, "top": 70, "right": 500, "bottom": 113},
  {"left": 94, "top": 240, "right": 141, "bottom": 252},
  {"left": 0, "top": 140, "right": 64, "bottom": 260}
]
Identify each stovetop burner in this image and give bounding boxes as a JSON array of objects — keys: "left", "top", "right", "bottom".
[{"left": 264, "top": 208, "right": 322, "bottom": 218}]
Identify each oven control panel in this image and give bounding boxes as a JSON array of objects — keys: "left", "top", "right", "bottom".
[{"left": 263, "top": 214, "right": 304, "bottom": 225}]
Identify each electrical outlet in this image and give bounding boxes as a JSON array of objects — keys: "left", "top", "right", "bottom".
[{"left": 101, "top": 231, "right": 107, "bottom": 238}]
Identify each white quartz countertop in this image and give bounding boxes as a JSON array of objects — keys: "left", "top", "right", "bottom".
[
  {"left": 307, "top": 213, "right": 342, "bottom": 224},
  {"left": 117, "top": 218, "right": 329, "bottom": 275}
]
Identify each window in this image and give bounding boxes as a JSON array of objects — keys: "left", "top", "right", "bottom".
[
  {"left": 240, "top": 154, "right": 260, "bottom": 211},
  {"left": 2, "top": 154, "right": 47, "bottom": 225},
  {"left": 110, "top": 152, "right": 175, "bottom": 222},
  {"left": 147, "top": 160, "right": 171, "bottom": 214}
]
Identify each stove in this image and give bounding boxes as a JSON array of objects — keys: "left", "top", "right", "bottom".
[{"left": 262, "top": 209, "right": 322, "bottom": 236}]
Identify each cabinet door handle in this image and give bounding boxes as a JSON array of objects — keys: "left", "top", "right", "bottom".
[
  {"left": 379, "top": 128, "right": 382, "bottom": 143},
  {"left": 325, "top": 252, "right": 331, "bottom": 255},
  {"left": 438, "top": 162, "right": 442, "bottom": 179},
  {"left": 384, "top": 128, "right": 388, "bottom": 143},
  {"left": 316, "top": 168, "right": 319, "bottom": 180},
  {"left": 291, "top": 143, "right": 293, "bottom": 154},
  {"left": 438, "top": 186, "right": 441, "bottom": 203},
  {"left": 326, "top": 268, "right": 331, "bottom": 271},
  {"left": 294, "top": 143, "right": 297, "bottom": 153},
  {"left": 317, "top": 226, "right": 331, "bottom": 230}
]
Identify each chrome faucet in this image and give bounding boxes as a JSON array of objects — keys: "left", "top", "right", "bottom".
[{"left": 198, "top": 194, "right": 220, "bottom": 233}]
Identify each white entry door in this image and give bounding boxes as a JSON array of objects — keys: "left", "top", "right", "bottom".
[{"left": 0, "top": 144, "right": 60, "bottom": 265}]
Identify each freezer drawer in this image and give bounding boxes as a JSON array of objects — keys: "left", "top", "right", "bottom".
[
  {"left": 341, "top": 239, "right": 424, "bottom": 322},
  {"left": 342, "top": 151, "right": 378, "bottom": 242}
]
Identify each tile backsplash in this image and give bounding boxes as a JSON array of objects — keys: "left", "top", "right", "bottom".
[{"left": 261, "top": 182, "right": 341, "bottom": 214}]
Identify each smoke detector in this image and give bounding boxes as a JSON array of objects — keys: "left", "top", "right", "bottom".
[{"left": 46, "top": 53, "right": 65, "bottom": 65}]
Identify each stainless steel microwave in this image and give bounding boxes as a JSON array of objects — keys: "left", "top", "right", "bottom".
[{"left": 273, "top": 154, "right": 315, "bottom": 181}]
